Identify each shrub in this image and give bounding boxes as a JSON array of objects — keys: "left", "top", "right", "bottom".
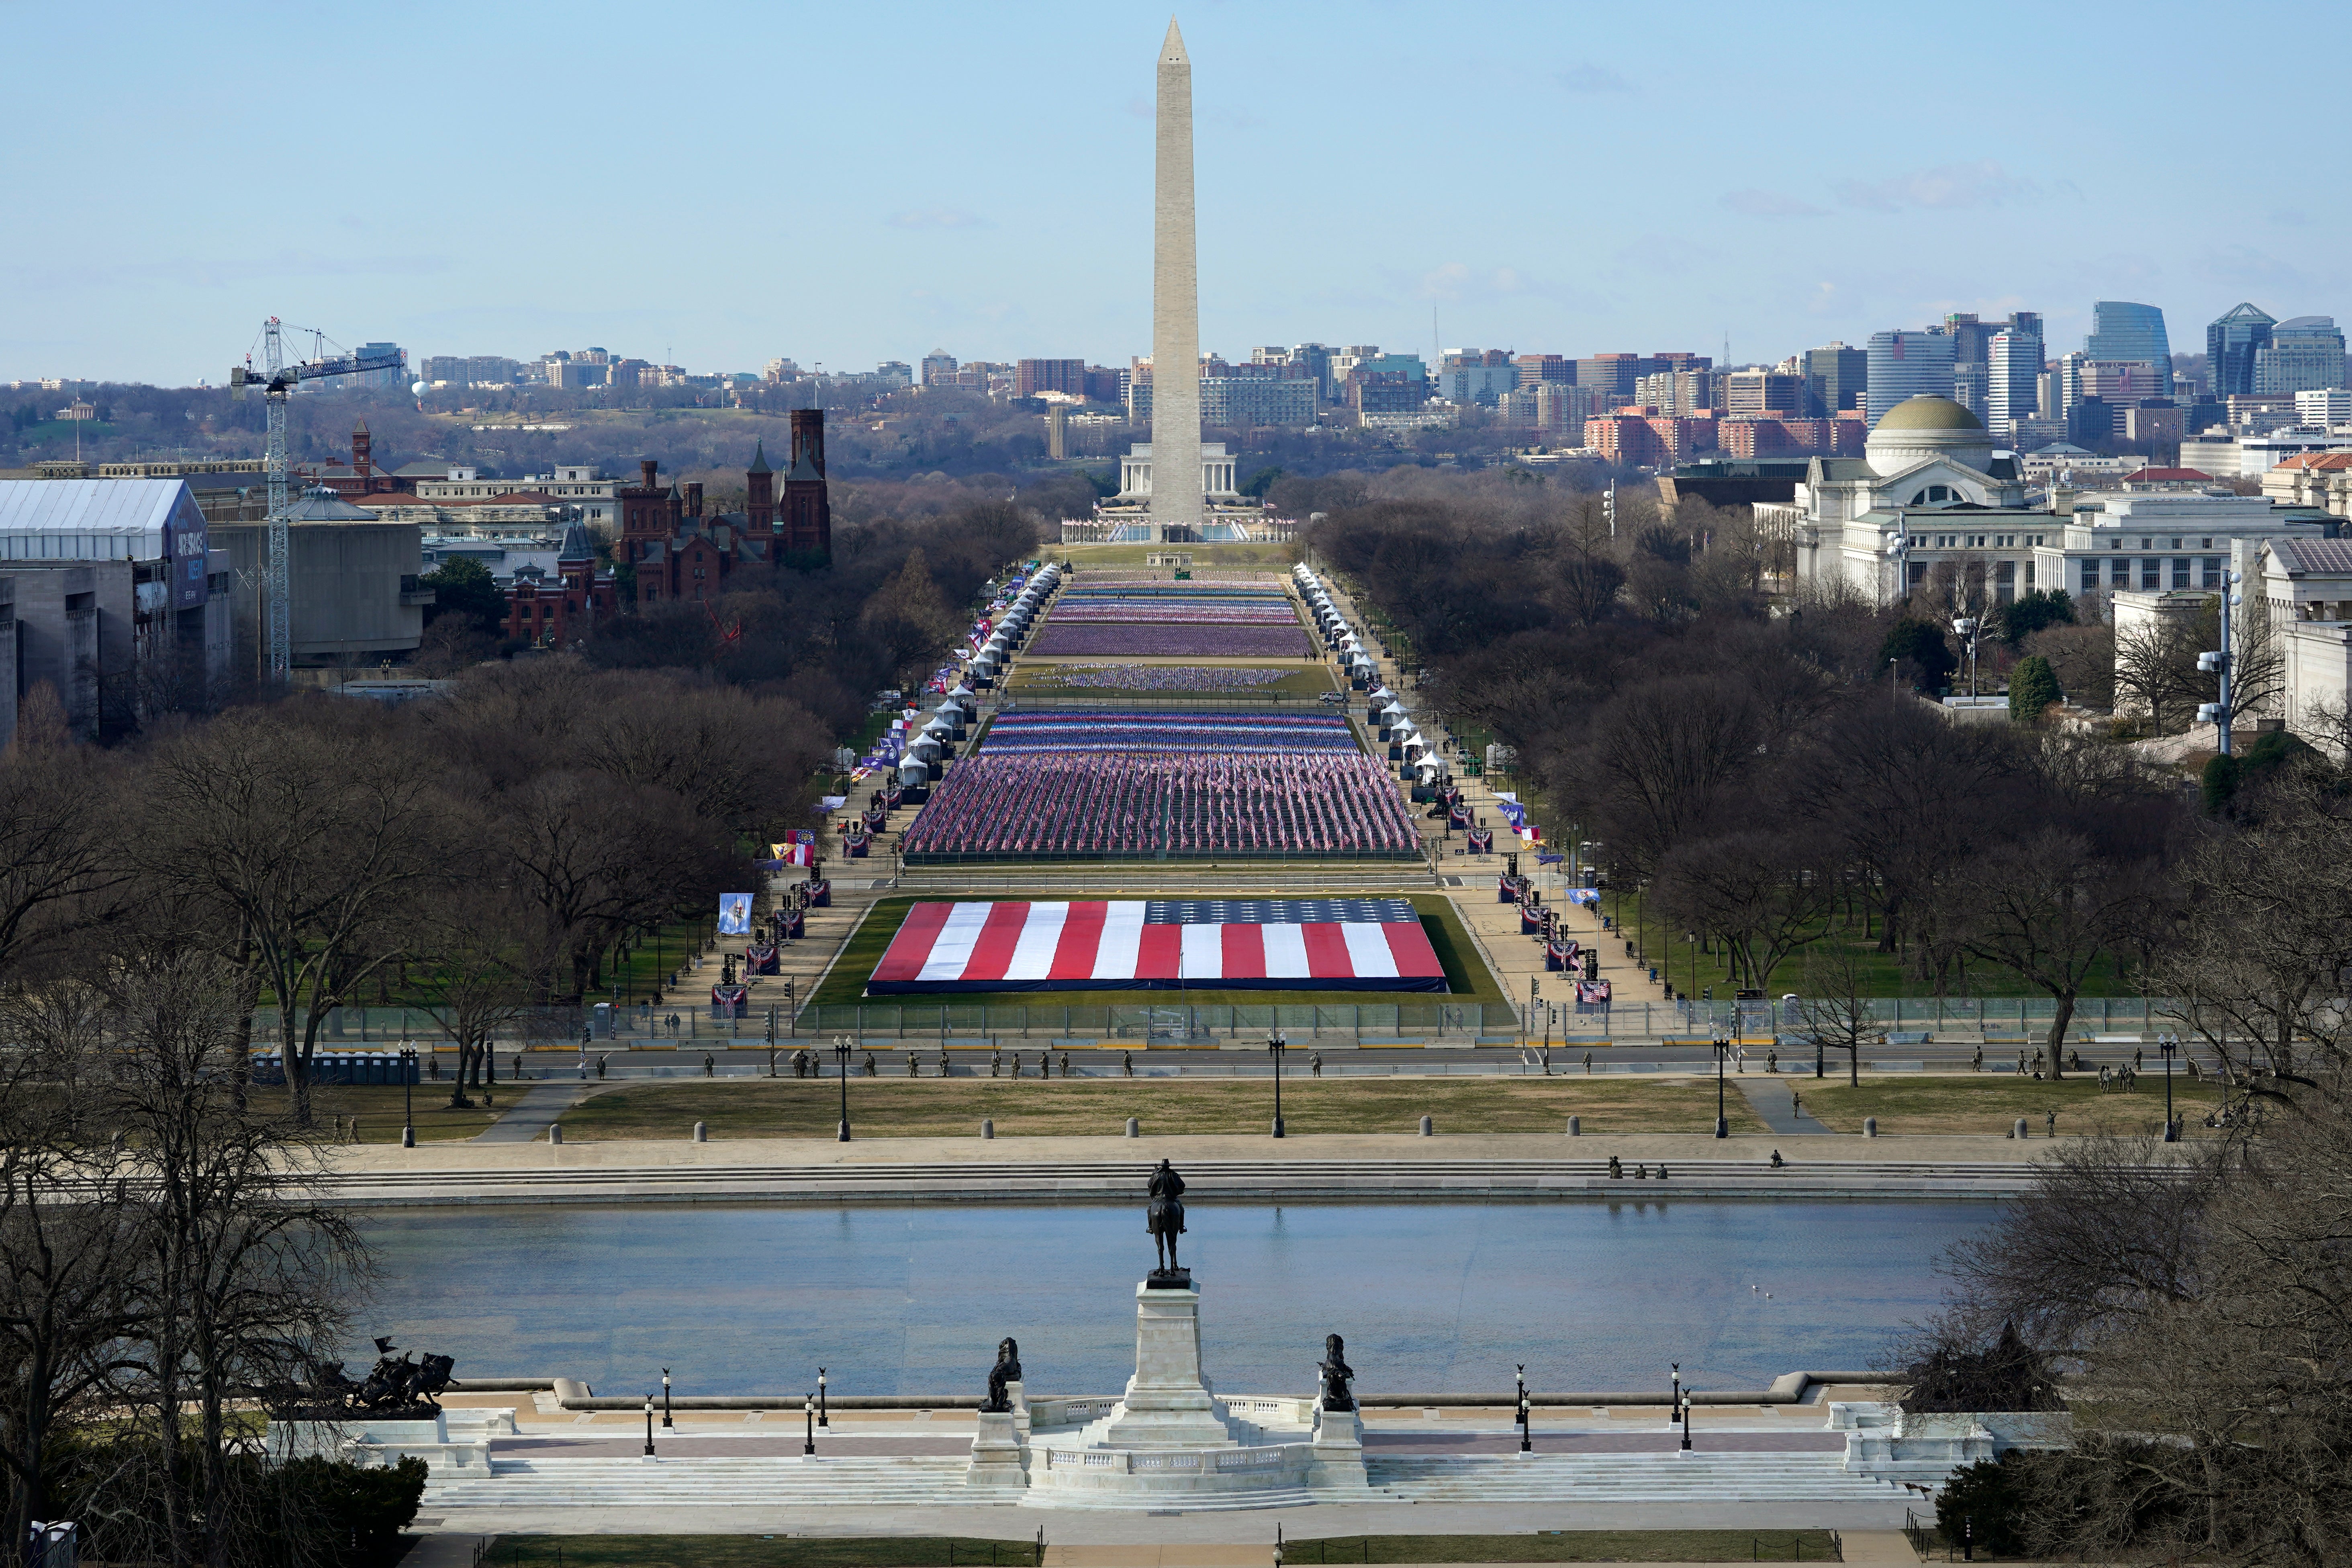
[{"left": 2008, "top": 655, "right": 2061, "bottom": 722}]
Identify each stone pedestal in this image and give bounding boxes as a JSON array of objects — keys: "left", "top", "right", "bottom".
[
  {"left": 1307, "top": 1404, "right": 1369, "bottom": 1488},
  {"left": 966, "top": 1409, "right": 1027, "bottom": 1488},
  {"left": 1097, "top": 1281, "right": 1234, "bottom": 1448}
]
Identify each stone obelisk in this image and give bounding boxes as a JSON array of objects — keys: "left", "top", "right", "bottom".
[{"left": 1150, "top": 18, "right": 1202, "bottom": 542}]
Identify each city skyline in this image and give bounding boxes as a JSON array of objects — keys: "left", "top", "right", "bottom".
[{"left": 8, "top": 0, "right": 2350, "bottom": 385}]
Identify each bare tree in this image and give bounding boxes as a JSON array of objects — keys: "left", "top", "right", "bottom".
[
  {"left": 0, "top": 983, "right": 143, "bottom": 1568},
  {"left": 1792, "top": 942, "right": 1876, "bottom": 1086},
  {"left": 1951, "top": 830, "right": 2158, "bottom": 1074},
  {"left": 0, "top": 711, "right": 130, "bottom": 983},
  {"left": 1653, "top": 828, "right": 1835, "bottom": 994},
  {"left": 146, "top": 710, "right": 439, "bottom": 1121},
  {"left": 98, "top": 954, "right": 369, "bottom": 1568}
]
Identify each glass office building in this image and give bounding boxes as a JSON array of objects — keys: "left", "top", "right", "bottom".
[
  {"left": 2084, "top": 301, "right": 2172, "bottom": 396},
  {"left": 2254, "top": 316, "right": 2347, "bottom": 394},
  {"left": 1864, "top": 328, "right": 1956, "bottom": 427},
  {"left": 2207, "top": 302, "right": 2276, "bottom": 399}
]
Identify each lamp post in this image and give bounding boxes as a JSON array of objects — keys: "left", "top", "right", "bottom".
[
  {"left": 400, "top": 1045, "right": 415, "bottom": 1148},
  {"left": 642, "top": 1396, "right": 655, "bottom": 1458},
  {"left": 1267, "top": 1029, "right": 1287, "bottom": 1138},
  {"left": 834, "top": 1034, "right": 854, "bottom": 1142},
  {"left": 2159, "top": 1032, "right": 2179, "bottom": 1142},
  {"left": 1679, "top": 1380, "right": 1692, "bottom": 1453},
  {"left": 818, "top": 1366, "right": 830, "bottom": 1428},
  {"left": 1516, "top": 1364, "right": 1530, "bottom": 1453},
  {"left": 1712, "top": 1033, "right": 1731, "bottom": 1139},
  {"left": 803, "top": 1394, "right": 816, "bottom": 1456},
  {"left": 766, "top": 1006, "right": 779, "bottom": 1078},
  {"left": 1670, "top": 1362, "right": 1682, "bottom": 1426},
  {"left": 661, "top": 1367, "right": 672, "bottom": 1429}
]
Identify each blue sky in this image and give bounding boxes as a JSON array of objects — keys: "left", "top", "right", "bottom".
[{"left": 8, "top": 0, "right": 2347, "bottom": 386}]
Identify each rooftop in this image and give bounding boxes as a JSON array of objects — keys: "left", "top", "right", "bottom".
[{"left": 1874, "top": 396, "right": 1985, "bottom": 434}]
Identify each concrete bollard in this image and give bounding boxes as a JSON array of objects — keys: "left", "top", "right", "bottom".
[
  {"left": 981, "top": 1118, "right": 995, "bottom": 1139},
  {"left": 1418, "top": 1114, "right": 1434, "bottom": 1137},
  {"left": 1567, "top": 1116, "right": 1581, "bottom": 1137},
  {"left": 2014, "top": 1117, "right": 2031, "bottom": 1139},
  {"left": 693, "top": 1121, "right": 707, "bottom": 1143},
  {"left": 1125, "top": 1117, "right": 1140, "bottom": 1138},
  {"left": 548, "top": 1124, "right": 563, "bottom": 1145},
  {"left": 1862, "top": 1116, "right": 1878, "bottom": 1138}
]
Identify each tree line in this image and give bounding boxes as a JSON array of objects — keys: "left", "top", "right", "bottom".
[
  {"left": 1311, "top": 495, "right": 2347, "bottom": 1057},
  {"left": 2, "top": 956, "right": 411, "bottom": 1568}
]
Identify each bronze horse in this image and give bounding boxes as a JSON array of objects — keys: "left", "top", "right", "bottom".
[{"left": 1147, "top": 1158, "right": 1186, "bottom": 1273}]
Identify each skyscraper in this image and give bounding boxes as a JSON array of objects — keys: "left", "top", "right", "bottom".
[
  {"left": 2206, "top": 303, "right": 2275, "bottom": 399},
  {"left": 1987, "top": 321, "right": 2044, "bottom": 437},
  {"left": 1803, "top": 342, "right": 1867, "bottom": 414},
  {"left": 1864, "top": 328, "right": 1955, "bottom": 427},
  {"left": 2084, "top": 301, "right": 2171, "bottom": 396},
  {"left": 2255, "top": 316, "right": 2347, "bottom": 395},
  {"left": 1150, "top": 19, "right": 1202, "bottom": 539}
]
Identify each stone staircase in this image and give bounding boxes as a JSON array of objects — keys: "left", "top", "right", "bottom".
[
  {"left": 421, "top": 1445, "right": 1908, "bottom": 1514},
  {"left": 423, "top": 1454, "right": 981, "bottom": 1509},
  {"left": 1366, "top": 1450, "right": 1900, "bottom": 1504}
]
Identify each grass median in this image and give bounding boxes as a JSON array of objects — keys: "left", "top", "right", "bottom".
[
  {"left": 1288, "top": 1532, "right": 1839, "bottom": 1563},
  {"left": 483, "top": 1537, "right": 1038, "bottom": 1568},
  {"left": 556, "top": 1075, "right": 1767, "bottom": 1141},
  {"left": 244, "top": 1083, "right": 507, "bottom": 1143},
  {"left": 1797, "top": 1073, "right": 2224, "bottom": 1137}
]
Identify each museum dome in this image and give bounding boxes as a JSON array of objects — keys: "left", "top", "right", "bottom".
[
  {"left": 1874, "top": 396, "right": 1984, "bottom": 433},
  {"left": 1866, "top": 395, "right": 1995, "bottom": 479}
]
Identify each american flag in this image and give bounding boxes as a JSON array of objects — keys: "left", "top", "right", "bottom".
[{"left": 868, "top": 898, "right": 1446, "bottom": 995}]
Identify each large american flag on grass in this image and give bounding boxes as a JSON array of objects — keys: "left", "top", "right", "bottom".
[{"left": 867, "top": 898, "right": 1446, "bottom": 994}]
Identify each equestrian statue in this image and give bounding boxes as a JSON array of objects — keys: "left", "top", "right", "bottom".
[{"left": 1147, "top": 1157, "right": 1187, "bottom": 1277}]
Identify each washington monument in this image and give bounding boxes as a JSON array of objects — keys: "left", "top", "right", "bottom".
[{"left": 1151, "top": 18, "right": 1202, "bottom": 540}]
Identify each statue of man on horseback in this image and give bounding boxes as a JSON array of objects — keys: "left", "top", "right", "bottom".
[{"left": 1146, "top": 1158, "right": 1187, "bottom": 1276}]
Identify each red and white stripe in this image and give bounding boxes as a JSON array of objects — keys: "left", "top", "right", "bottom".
[{"left": 870, "top": 900, "right": 1443, "bottom": 987}]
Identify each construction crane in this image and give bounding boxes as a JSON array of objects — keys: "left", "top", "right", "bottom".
[{"left": 229, "top": 319, "right": 406, "bottom": 681}]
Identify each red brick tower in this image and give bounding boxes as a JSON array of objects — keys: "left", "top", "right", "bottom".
[{"left": 783, "top": 409, "right": 832, "bottom": 561}]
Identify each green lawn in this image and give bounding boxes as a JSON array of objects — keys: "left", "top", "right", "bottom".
[
  {"left": 243, "top": 1082, "right": 508, "bottom": 1143},
  {"left": 1609, "top": 890, "right": 2142, "bottom": 1001},
  {"left": 550, "top": 1075, "right": 1768, "bottom": 1141},
  {"left": 1799, "top": 1074, "right": 2223, "bottom": 1138},
  {"left": 1286, "top": 1531, "right": 1837, "bottom": 1562},
  {"left": 808, "top": 894, "right": 1506, "bottom": 1008},
  {"left": 482, "top": 1537, "right": 1037, "bottom": 1568}
]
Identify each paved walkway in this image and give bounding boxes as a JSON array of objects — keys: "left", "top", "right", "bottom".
[
  {"left": 1734, "top": 1080, "right": 1838, "bottom": 1137},
  {"left": 472, "top": 1083, "right": 597, "bottom": 1144}
]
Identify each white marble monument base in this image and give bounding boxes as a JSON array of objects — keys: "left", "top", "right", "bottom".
[
  {"left": 966, "top": 1409, "right": 1027, "bottom": 1488},
  {"left": 1095, "top": 1282, "right": 1234, "bottom": 1449},
  {"left": 1307, "top": 1404, "right": 1370, "bottom": 1488}
]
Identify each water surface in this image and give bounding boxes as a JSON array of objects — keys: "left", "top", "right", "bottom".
[{"left": 362, "top": 1200, "right": 1983, "bottom": 1399}]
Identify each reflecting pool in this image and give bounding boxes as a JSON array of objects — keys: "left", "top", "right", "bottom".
[{"left": 362, "top": 1200, "right": 1986, "bottom": 1398}]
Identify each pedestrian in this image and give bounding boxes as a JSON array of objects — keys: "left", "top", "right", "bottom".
[
  {"left": 1735, "top": 1045, "right": 1746, "bottom": 1074},
  {"left": 2045, "top": 1108, "right": 2056, "bottom": 1137},
  {"left": 906, "top": 1052, "right": 920, "bottom": 1077},
  {"left": 938, "top": 1051, "right": 952, "bottom": 1077},
  {"left": 862, "top": 1052, "right": 877, "bottom": 1077},
  {"left": 1121, "top": 1051, "right": 1134, "bottom": 1077},
  {"left": 1040, "top": 1052, "right": 1051, "bottom": 1080},
  {"left": 597, "top": 1054, "right": 608, "bottom": 1080},
  {"left": 1059, "top": 1051, "right": 1072, "bottom": 1078},
  {"left": 513, "top": 1052, "right": 524, "bottom": 1080},
  {"left": 1971, "top": 1047, "right": 1983, "bottom": 1073},
  {"left": 1790, "top": 1087, "right": 1803, "bottom": 1119},
  {"left": 991, "top": 1048, "right": 1003, "bottom": 1079},
  {"left": 1766, "top": 1049, "right": 1778, "bottom": 1074},
  {"left": 428, "top": 1055, "right": 440, "bottom": 1081},
  {"left": 2016, "top": 1049, "right": 2027, "bottom": 1075},
  {"left": 1310, "top": 1051, "right": 1324, "bottom": 1079},
  {"left": 702, "top": 1053, "right": 715, "bottom": 1078},
  {"left": 1582, "top": 1050, "right": 1593, "bottom": 1076}
]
